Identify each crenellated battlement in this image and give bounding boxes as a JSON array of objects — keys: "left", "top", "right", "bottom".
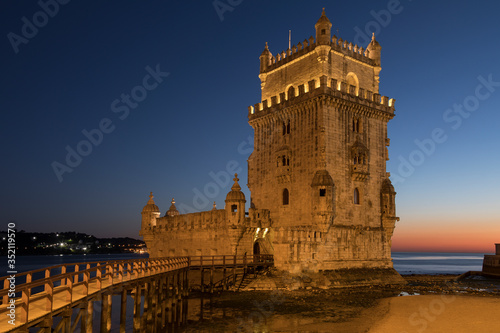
[
  {"left": 330, "top": 35, "right": 374, "bottom": 65},
  {"left": 262, "top": 35, "right": 375, "bottom": 74},
  {"left": 146, "top": 209, "right": 227, "bottom": 232},
  {"left": 248, "top": 75, "right": 395, "bottom": 120}
]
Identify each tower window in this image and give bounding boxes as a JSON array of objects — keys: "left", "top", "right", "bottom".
[
  {"left": 319, "top": 189, "right": 326, "bottom": 197},
  {"left": 354, "top": 188, "right": 360, "bottom": 205},
  {"left": 280, "top": 155, "right": 290, "bottom": 166},
  {"left": 321, "top": 29, "right": 326, "bottom": 35},
  {"left": 353, "top": 118, "right": 361, "bottom": 133},
  {"left": 231, "top": 204, "right": 237, "bottom": 212},
  {"left": 282, "top": 188, "right": 289, "bottom": 205},
  {"left": 283, "top": 120, "right": 291, "bottom": 135}
]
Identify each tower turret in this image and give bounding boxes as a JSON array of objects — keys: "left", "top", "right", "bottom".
[
  {"left": 314, "top": 8, "right": 332, "bottom": 63},
  {"left": 165, "top": 198, "right": 180, "bottom": 217},
  {"left": 140, "top": 192, "right": 160, "bottom": 235},
  {"left": 259, "top": 42, "right": 272, "bottom": 73},
  {"left": 367, "top": 33, "right": 382, "bottom": 66},
  {"left": 315, "top": 8, "right": 332, "bottom": 45},
  {"left": 225, "top": 173, "right": 246, "bottom": 225}
]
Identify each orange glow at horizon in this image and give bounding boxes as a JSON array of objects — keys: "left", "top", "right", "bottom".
[{"left": 392, "top": 219, "right": 500, "bottom": 253}]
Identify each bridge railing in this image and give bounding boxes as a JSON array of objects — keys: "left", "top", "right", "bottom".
[
  {"left": 188, "top": 254, "right": 274, "bottom": 267},
  {"left": 0, "top": 257, "right": 189, "bottom": 304},
  {"left": 0, "top": 257, "right": 189, "bottom": 325}
]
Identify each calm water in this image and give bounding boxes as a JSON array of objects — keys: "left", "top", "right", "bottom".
[{"left": 392, "top": 252, "right": 488, "bottom": 275}]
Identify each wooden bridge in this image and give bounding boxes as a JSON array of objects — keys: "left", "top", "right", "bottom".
[{"left": 0, "top": 254, "right": 273, "bottom": 333}]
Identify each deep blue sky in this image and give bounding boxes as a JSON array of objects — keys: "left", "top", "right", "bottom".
[{"left": 1, "top": 1, "right": 499, "bottom": 249}]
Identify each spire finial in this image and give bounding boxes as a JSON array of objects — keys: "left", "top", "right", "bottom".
[
  {"left": 231, "top": 173, "right": 241, "bottom": 191},
  {"left": 171, "top": 198, "right": 175, "bottom": 204},
  {"left": 265, "top": 41, "right": 268, "bottom": 50},
  {"left": 147, "top": 192, "right": 155, "bottom": 205},
  {"left": 213, "top": 201, "right": 217, "bottom": 210},
  {"left": 372, "top": 32, "right": 376, "bottom": 40}
]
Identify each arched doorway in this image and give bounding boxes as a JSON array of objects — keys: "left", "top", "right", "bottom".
[
  {"left": 253, "top": 241, "right": 260, "bottom": 255},
  {"left": 253, "top": 241, "right": 261, "bottom": 263}
]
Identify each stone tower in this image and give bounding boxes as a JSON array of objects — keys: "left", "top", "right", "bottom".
[
  {"left": 248, "top": 9, "right": 399, "bottom": 272},
  {"left": 140, "top": 9, "right": 400, "bottom": 276}
]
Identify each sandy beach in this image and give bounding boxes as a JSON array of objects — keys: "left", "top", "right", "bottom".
[{"left": 368, "top": 295, "right": 500, "bottom": 333}]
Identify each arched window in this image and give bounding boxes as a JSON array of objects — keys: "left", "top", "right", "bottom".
[
  {"left": 287, "top": 86, "right": 295, "bottom": 100},
  {"left": 353, "top": 118, "right": 361, "bottom": 133},
  {"left": 354, "top": 188, "right": 360, "bottom": 205},
  {"left": 283, "top": 120, "right": 291, "bottom": 135},
  {"left": 283, "top": 188, "right": 289, "bottom": 205},
  {"left": 282, "top": 156, "right": 287, "bottom": 166},
  {"left": 346, "top": 72, "right": 359, "bottom": 96}
]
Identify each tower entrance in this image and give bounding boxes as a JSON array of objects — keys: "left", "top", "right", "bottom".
[{"left": 253, "top": 241, "right": 261, "bottom": 255}]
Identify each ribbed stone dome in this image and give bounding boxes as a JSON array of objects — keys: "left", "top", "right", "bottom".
[
  {"left": 165, "top": 198, "right": 180, "bottom": 217},
  {"left": 311, "top": 170, "right": 334, "bottom": 187},
  {"left": 142, "top": 192, "right": 160, "bottom": 213},
  {"left": 225, "top": 174, "right": 246, "bottom": 202}
]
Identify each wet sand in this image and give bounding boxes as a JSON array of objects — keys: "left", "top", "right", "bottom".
[
  {"left": 182, "top": 274, "right": 500, "bottom": 332},
  {"left": 368, "top": 295, "right": 500, "bottom": 333}
]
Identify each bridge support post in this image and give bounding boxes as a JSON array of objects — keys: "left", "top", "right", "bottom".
[
  {"left": 175, "top": 272, "right": 181, "bottom": 327},
  {"left": 200, "top": 268, "right": 204, "bottom": 293},
  {"left": 165, "top": 274, "right": 173, "bottom": 332},
  {"left": 81, "top": 299, "right": 93, "bottom": 333},
  {"left": 120, "top": 289, "right": 127, "bottom": 333},
  {"left": 62, "top": 308, "right": 72, "bottom": 332},
  {"left": 210, "top": 267, "right": 214, "bottom": 294},
  {"left": 157, "top": 277, "right": 164, "bottom": 331},
  {"left": 133, "top": 284, "right": 141, "bottom": 333},
  {"left": 141, "top": 282, "right": 149, "bottom": 330},
  {"left": 183, "top": 269, "right": 189, "bottom": 325},
  {"left": 100, "top": 293, "right": 112, "bottom": 333},
  {"left": 151, "top": 279, "right": 159, "bottom": 332}
]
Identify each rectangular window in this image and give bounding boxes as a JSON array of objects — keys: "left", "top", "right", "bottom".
[
  {"left": 319, "top": 189, "right": 326, "bottom": 197},
  {"left": 231, "top": 204, "right": 237, "bottom": 212}
]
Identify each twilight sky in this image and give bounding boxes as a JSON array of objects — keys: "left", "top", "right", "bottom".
[{"left": 1, "top": 1, "right": 499, "bottom": 253}]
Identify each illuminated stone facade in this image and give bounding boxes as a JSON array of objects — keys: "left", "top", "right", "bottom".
[{"left": 140, "top": 9, "right": 399, "bottom": 273}]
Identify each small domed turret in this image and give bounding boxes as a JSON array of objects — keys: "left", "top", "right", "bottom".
[
  {"left": 225, "top": 174, "right": 246, "bottom": 224},
  {"left": 367, "top": 33, "right": 382, "bottom": 66},
  {"left": 259, "top": 42, "right": 272, "bottom": 73},
  {"left": 165, "top": 198, "right": 180, "bottom": 217},
  {"left": 142, "top": 192, "right": 160, "bottom": 213},
  {"left": 315, "top": 8, "right": 332, "bottom": 45},
  {"left": 381, "top": 178, "right": 395, "bottom": 194},
  {"left": 225, "top": 174, "right": 246, "bottom": 202},
  {"left": 140, "top": 192, "right": 161, "bottom": 233}
]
